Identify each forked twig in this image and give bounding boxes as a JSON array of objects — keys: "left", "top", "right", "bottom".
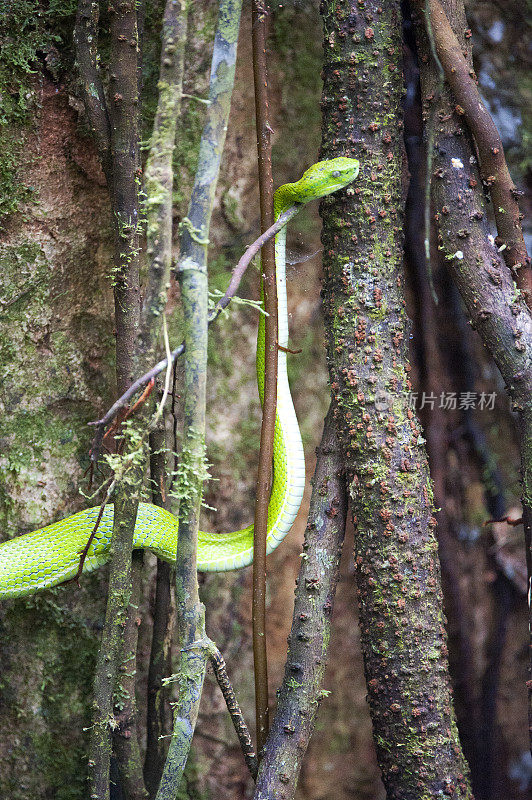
[{"left": 88, "top": 207, "right": 298, "bottom": 465}]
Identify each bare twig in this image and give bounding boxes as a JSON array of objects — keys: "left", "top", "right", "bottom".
[
  {"left": 428, "top": 0, "right": 532, "bottom": 305},
  {"left": 210, "top": 206, "right": 299, "bottom": 322},
  {"left": 253, "top": 405, "right": 347, "bottom": 799},
  {"left": 251, "top": 0, "right": 276, "bottom": 754},
  {"left": 68, "top": 478, "right": 116, "bottom": 585},
  {"left": 208, "top": 645, "right": 258, "bottom": 780},
  {"left": 88, "top": 208, "right": 298, "bottom": 463}
]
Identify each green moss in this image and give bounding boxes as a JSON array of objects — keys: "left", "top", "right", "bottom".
[
  {"left": 0, "top": 0, "right": 77, "bottom": 222},
  {"left": 0, "top": 239, "right": 109, "bottom": 534},
  {"left": 0, "top": 587, "right": 103, "bottom": 800}
]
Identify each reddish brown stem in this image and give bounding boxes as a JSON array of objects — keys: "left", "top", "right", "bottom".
[{"left": 251, "top": 0, "right": 276, "bottom": 755}]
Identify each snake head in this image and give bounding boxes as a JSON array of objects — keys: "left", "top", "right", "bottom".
[
  {"left": 299, "top": 157, "right": 360, "bottom": 199},
  {"left": 275, "top": 157, "right": 360, "bottom": 213}
]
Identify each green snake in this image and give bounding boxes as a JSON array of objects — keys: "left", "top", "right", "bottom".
[{"left": 0, "top": 158, "right": 359, "bottom": 599}]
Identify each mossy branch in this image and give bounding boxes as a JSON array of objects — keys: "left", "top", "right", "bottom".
[
  {"left": 140, "top": 0, "right": 188, "bottom": 359},
  {"left": 155, "top": 1, "right": 243, "bottom": 795},
  {"left": 87, "top": 1, "right": 143, "bottom": 796}
]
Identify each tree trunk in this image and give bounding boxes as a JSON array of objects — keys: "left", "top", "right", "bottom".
[
  {"left": 0, "top": 78, "right": 115, "bottom": 799},
  {"left": 318, "top": 1, "right": 473, "bottom": 796}
]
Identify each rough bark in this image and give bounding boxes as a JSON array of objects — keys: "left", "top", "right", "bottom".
[
  {"left": 411, "top": 0, "right": 532, "bottom": 757},
  {"left": 426, "top": 0, "right": 532, "bottom": 305},
  {"left": 318, "top": 1, "right": 473, "bottom": 796}
]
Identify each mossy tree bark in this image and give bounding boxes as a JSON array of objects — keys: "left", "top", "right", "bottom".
[{"left": 318, "top": 1, "right": 473, "bottom": 796}]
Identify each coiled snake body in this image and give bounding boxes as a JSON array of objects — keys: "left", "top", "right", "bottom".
[{"left": 0, "top": 158, "right": 359, "bottom": 599}]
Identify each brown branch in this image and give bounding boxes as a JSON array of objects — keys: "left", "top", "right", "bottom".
[
  {"left": 112, "top": 551, "right": 148, "bottom": 800},
  {"left": 428, "top": 0, "right": 532, "bottom": 305},
  {"left": 413, "top": 0, "right": 532, "bottom": 759},
  {"left": 88, "top": 1, "right": 143, "bottom": 796},
  {"left": 208, "top": 646, "right": 258, "bottom": 780},
  {"left": 67, "top": 478, "right": 115, "bottom": 586},
  {"left": 251, "top": 0, "right": 276, "bottom": 756},
  {"left": 144, "top": 426, "right": 174, "bottom": 798},
  {"left": 210, "top": 205, "right": 300, "bottom": 321},
  {"left": 253, "top": 404, "right": 347, "bottom": 799},
  {"left": 74, "top": 0, "right": 113, "bottom": 184}
]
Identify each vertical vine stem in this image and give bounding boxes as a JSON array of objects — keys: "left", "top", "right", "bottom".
[
  {"left": 144, "top": 426, "right": 175, "bottom": 798},
  {"left": 251, "top": 0, "right": 276, "bottom": 755}
]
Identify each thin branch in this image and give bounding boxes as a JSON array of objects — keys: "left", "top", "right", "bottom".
[
  {"left": 428, "top": 0, "right": 532, "bottom": 305},
  {"left": 208, "top": 645, "right": 258, "bottom": 780},
  {"left": 70, "top": 478, "right": 116, "bottom": 584},
  {"left": 88, "top": 207, "right": 298, "bottom": 462},
  {"left": 145, "top": 425, "right": 175, "bottom": 798},
  {"left": 251, "top": 0, "right": 276, "bottom": 755},
  {"left": 112, "top": 551, "right": 147, "bottom": 800},
  {"left": 88, "top": 0, "right": 143, "bottom": 794},
  {"left": 155, "top": 2, "right": 243, "bottom": 796},
  {"left": 74, "top": 0, "right": 113, "bottom": 184},
  {"left": 210, "top": 205, "right": 300, "bottom": 321},
  {"left": 253, "top": 405, "right": 347, "bottom": 799}
]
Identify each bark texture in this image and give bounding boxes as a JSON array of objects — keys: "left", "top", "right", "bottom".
[
  {"left": 319, "top": 1, "right": 473, "bottom": 796},
  {"left": 411, "top": 0, "right": 532, "bottom": 758}
]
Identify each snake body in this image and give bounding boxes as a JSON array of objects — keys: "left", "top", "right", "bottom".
[{"left": 0, "top": 158, "right": 359, "bottom": 599}]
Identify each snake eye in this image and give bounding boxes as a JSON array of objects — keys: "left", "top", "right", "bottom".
[{"left": 332, "top": 170, "right": 341, "bottom": 177}]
